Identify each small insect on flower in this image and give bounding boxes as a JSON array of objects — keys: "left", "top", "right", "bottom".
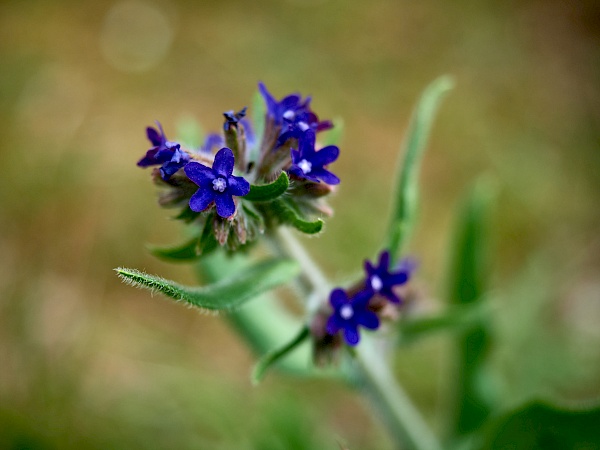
[
  {"left": 184, "top": 147, "right": 250, "bottom": 218},
  {"left": 288, "top": 130, "right": 340, "bottom": 185},
  {"left": 364, "top": 250, "right": 412, "bottom": 304},
  {"left": 326, "top": 288, "right": 380, "bottom": 346},
  {"left": 137, "top": 121, "right": 190, "bottom": 181}
]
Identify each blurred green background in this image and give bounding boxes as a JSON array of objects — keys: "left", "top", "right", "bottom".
[{"left": 1, "top": 0, "right": 599, "bottom": 448}]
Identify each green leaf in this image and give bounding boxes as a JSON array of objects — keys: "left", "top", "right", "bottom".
[
  {"left": 446, "top": 177, "right": 496, "bottom": 441},
  {"left": 148, "top": 217, "right": 218, "bottom": 262},
  {"left": 176, "top": 115, "right": 204, "bottom": 149},
  {"left": 115, "top": 258, "right": 300, "bottom": 311},
  {"left": 482, "top": 401, "right": 600, "bottom": 449},
  {"left": 245, "top": 171, "right": 289, "bottom": 202},
  {"left": 272, "top": 199, "right": 323, "bottom": 234},
  {"left": 174, "top": 206, "right": 201, "bottom": 223},
  {"left": 398, "top": 302, "right": 489, "bottom": 344},
  {"left": 320, "top": 117, "right": 344, "bottom": 146},
  {"left": 387, "top": 76, "right": 454, "bottom": 262},
  {"left": 252, "top": 326, "right": 310, "bottom": 384}
]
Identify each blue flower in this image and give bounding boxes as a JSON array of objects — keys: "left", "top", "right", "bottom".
[
  {"left": 199, "top": 133, "right": 225, "bottom": 154},
  {"left": 326, "top": 288, "right": 380, "bottom": 346},
  {"left": 258, "top": 82, "right": 332, "bottom": 138},
  {"left": 137, "top": 122, "right": 190, "bottom": 181},
  {"left": 223, "top": 107, "right": 247, "bottom": 132},
  {"left": 184, "top": 147, "right": 250, "bottom": 218},
  {"left": 364, "top": 250, "right": 411, "bottom": 304},
  {"left": 288, "top": 130, "right": 340, "bottom": 184}
]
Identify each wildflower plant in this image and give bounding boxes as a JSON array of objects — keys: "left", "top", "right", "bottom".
[{"left": 116, "top": 79, "right": 600, "bottom": 449}]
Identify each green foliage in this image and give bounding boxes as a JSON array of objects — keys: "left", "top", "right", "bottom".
[
  {"left": 446, "top": 178, "right": 496, "bottom": 440},
  {"left": 252, "top": 326, "right": 310, "bottom": 384},
  {"left": 482, "top": 401, "right": 600, "bottom": 449},
  {"left": 271, "top": 199, "right": 324, "bottom": 234},
  {"left": 115, "top": 258, "right": 299, "bottom": 312},
  {"left": 251, "top": 90, "right": 266, "bottom": 162},
  {"left": 176, "top": 116, "right": 204, "bottom": 149},
  {"left": 148, "top": 217, "right": 218, "bottom": 262},
  {"left": 321, "top": 117, "right": 344, "bottom": 146},
  {"left": 245, "top": 171, "right": 290, "bottom": 202},
  {"left": 387, "top": 76, "right": 454, "bottom": 262}
]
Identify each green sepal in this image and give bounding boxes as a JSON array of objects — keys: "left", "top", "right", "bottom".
[
  {"left": 387, "top": 76, "right": 454, "bottom": 262},
  {"left": 245, "top": 171, "right": 289, "bottom": 202},
  {"left": 252, "top": 325, "right": 310, "bottom": 384},
  {"left": 115, "top": 258, "right": 300, "bottom": 312},
  {"left": 272, "top": 199, "right": 323, "bottom": 234}
]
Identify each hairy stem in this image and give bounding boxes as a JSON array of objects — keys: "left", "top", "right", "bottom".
[{"left": 270, "top": 227, "right": 442, "bottom": 450}]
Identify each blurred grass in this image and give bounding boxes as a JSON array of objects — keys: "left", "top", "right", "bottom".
[{"left": 1, "top": 0, "right": 599, "bottom": 448}]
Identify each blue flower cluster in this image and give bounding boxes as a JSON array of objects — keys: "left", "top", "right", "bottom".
[
  {"left": 136, "top": 82, "right": 342, "bottom": 248},
  {"left": 326, "top": 251, "right": 413, "bottom": 346}
]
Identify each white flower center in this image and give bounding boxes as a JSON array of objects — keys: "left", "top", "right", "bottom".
[
  {"left": 298, "top": 121, "right": 309, "bottom": 131},
  {"left": 282, "top": 109, "right": 295, "bottom": 120},
  {"left": 298, "top": 159, "right": 312, "bottom": 174},
  {"left": 370, "top": 275, "right": 383, "bottom": 292},
  {"left": 212, "top": 177, "right": 227, "bottom": 192},
  {"left": 340, "top": 304, "right": 354, "bottom": 320}
]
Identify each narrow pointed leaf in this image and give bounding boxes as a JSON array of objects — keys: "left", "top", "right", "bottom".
[
  {"left": 447, "top": 178, "right": 496, "bottom": 441},
  {"left": 245, "top": 171, "right": 289, "bottom": 202},
  {"left": 387, "top": 76, "right": 454, "bottom": 262},
  {"left": 115, "top": 258, "right": 300, "bottom": 311},
  {"left": 273, "top": 199, "right": 323, "bottom": 234},
  {"left": 252, "top": 325, "right": 310, "bottom": 384}
]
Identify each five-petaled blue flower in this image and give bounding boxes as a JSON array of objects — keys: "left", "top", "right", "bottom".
[
  {"left": 137, "top": 122, "right": 190, "bottom": 181},
  {"left": 326, "top": 288, "right": 380, "bottom": 346},
  {"left": 258, "top": 82, "right": 332, "bottom": 138},
  {"left": 289, "top": 130, "right": 340, "bottom": 185},
  {"left": 364, "top": 250, "right": 411, "bottom": 304},
  {"left": 184, "top": 147, "right": 250, "bottom": 218}
]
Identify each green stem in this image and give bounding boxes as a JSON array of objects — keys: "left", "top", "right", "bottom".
[{"left": 270, "top": 227, "right": 442, "bottom": 450}]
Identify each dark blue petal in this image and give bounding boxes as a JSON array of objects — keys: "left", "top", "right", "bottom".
[
  {"left": 310, "top": 168, "right": 340, "bottom": 185},
  {"left": 329, "top": 288, "right": 348, "bottom": 309},
  {"left": 343, "top": 326, "right": 360, "bottom": 346},
  {"left": 212, "top": 148, "right": 235, "bottom": 177},
  {"left": 189, "top": 188, "right": 215, "bottom": 212},
  {"left": 326, "top": 315, "right": 342, "bottom": 335},
  {"left": 356, "top": 310, "right": 380, "bottom": 330},
  {"left": 258, "top": 82, "right": 277, "bottom": 117},
  {"left": 160, "top": 161, "right": 184, "bottom": 180},
  {"left": 299, "top": 130, "right": 316, "bottom": 156},
  {"left": 227, "top": 175, "right": 250, "bottom": 196},
  {"left": 378, "top": 251, "right": 391, "bottom": 271},
  {"left": 215, "top": 194, "right": 235, "bottom": 218},
  {"left": 381, "top": 287, "right": 402, "bottom": 304},
  {"left": 388, "top": 272, "right": 409, "bottom": 286},
  {"left": 146, "top": 126, "right": 163, "bottom": 146},
  {"left": 201, "top": 133, "right": 225, "bottom": 153},
  {"left": 312, "top": 145, "right": 339, "bottom": 166},
  {"left": 137, "top": 148, "right": 160, "bottom": 167},
  {"left": 184, "top": 161, "right": 215, "bottom": 186}
]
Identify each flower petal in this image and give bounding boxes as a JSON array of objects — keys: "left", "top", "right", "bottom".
[
  {"left": 356, "top": 310, "right": 380, "bottom": 330},
  {"left": 184, "top": 161, "right": 215, "bottom": 186},
  {"left": 299, "top": 130, "right": 316, "bottom": 156},
  {"left": 189, "top": 188, "right": 215, "bottom": 212},
  {"left": 329, "top": 288, "right": 348, "bottom": 309},
  {"left": 215, "top": 194, "right": 235, "bottom": 218},
  {"left": 212, "top": 147, "right": 235, "bottom": 177},
  {"left": 326, "top": 315, "right": 342, "bottom": 335},
  {"left": 310, "top": 168, "right": 340, "bottom": 185},
  {"left": 227, "top": 175, "right": 250, "bottom": 196},
  {"left": 146, "top": 126, "right": 163, "bottom": 146},
  {"left": 259, "top": 82, "right": 277, "bottom": 117},
  {"left": 378, "top": 251, "right": 391, "bottom": 271},
  {"left": 388, "top": 272, "right": 409, "bottom": 286},
  {"left": 312, "top": 145, "right": 339, "bottom": 166},
  {"left": 343, "top": 325, "right": 360, "bottom": 346},
  {"left": 381, "top": 288, "right": 402, "bottom": 304}
]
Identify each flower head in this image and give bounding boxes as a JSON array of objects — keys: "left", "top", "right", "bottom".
[
  {"left": 184, "top": 147, "right": 250, "bottom": 218},
  {"left": 289, "top": 130, "right": 340, "bottom": 185},
  {"left": 258, "top": 82, "right": 332, "bottom": 138},
  {"left": 364, "top": 250, "right": 411, "bottom": 304},
  {"left": 223, "top": 107, "right": 247, "bottom": 132},
  {"left": 137, "top": 122, "right": 190, "bottom": 180},
  {"left": 326, "top": 288, "right": 380, "bottom": 346}
]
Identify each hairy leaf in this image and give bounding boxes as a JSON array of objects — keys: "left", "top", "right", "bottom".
[
  {"left": 272, "top": 199, "right": 323, "bottom": 234},
  {"left": 245, "top": 171, "right": 289, "bottom": 202},
  {"left": 115, "top": 258, "right": 299, "bottom": 311},
  {"left": 387, "top": 76, "right": 454, "bottom": 262}
]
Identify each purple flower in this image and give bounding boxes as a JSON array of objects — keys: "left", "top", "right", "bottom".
[
  {"left": 364, "top": 251, "right": 411, "bottom": 304},
  {"left": 326, "top": 289, "right": 380, "bottom": 346},
  {"left": 137, "top": 122, "right": 190, "bottom": 181},
  {"left": 184, "top": 147, "right": 250, "bottom": 218},
  {"left": 289, "top": 130, "right": 340, "bottom": 185},
  {"left": 258, "top": 82, "right": 332, "bottom": 138},
  {"left": 223, "top": 107, "right": 247, "bottom": 132}
]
